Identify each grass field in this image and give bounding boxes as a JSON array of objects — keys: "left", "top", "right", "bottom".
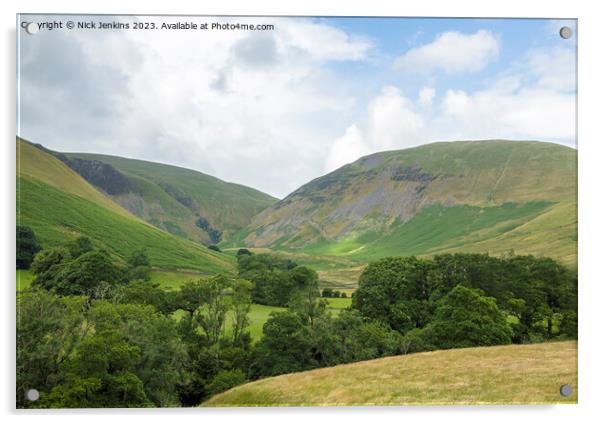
[
  {"left": 305, "top": 202, "right": 557, "bottom": 260},
  {"left": 228, "top": 299, "right": 351, "bottom": 340},
  {"left": 150, "top": 270, "right": 207, "bottom": 290},
  {"left": 323, "top": 297, "right": 352, "bottom": 312},
  {"left": 16, "top": 269, "right": 33, "bottom": 291},
  {"left": 204, "top": 341, "right": 577, "bottom": 406},
  {"left": 232, "top": 304, "right": 286, "bottom": 340},
  {"left": 172, "top": 299, "right": 352, "bottom": 342}
]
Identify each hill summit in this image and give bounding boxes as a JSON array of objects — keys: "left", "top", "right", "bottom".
[{"left": 237, "top": 140, "right": 576, "bottom": 264}]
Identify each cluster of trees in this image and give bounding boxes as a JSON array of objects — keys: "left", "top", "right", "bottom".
[
  {"left": 17, "top": 231, "right": 577, "bottom": 408},
  {"left": 321, "top": 288, "right": 347, "bottom": 298},
  {"left": 353, "top": 254, "right": 577, "bottom": 349},
  {"left": 30, "top": 236, "right": 151, "bottom": 298},
  {"left": 237, "top": 251, "right": 318, "bottom": 307},
  {"left": 18, "top": 235, "right": 257, "bottom": 407}
]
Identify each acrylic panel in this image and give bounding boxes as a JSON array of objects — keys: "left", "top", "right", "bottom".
[{"left": 16, "top": 14, "right": 577, "bottom": 408}]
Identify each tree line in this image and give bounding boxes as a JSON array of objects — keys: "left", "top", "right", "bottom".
[{"left": 17, "top": 226, "right": 577, "bottom": 408}]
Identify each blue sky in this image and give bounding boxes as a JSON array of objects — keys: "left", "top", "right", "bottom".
[
  {"left": 18, "top": 16, "right": 577, "bottom": 197},
  {"left": 325, "top": 17, "right": 575, "bottom": 96}
]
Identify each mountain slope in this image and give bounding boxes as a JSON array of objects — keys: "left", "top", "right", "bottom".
[
  {"left": 54, "top": 151, "right": 278, "bottom": 245},
  {"left": 17, "top": 139, "right": 234, "bottom": 273},
  {"left": 238, "top": 140, "right": 576, "bottom": 264},
  {"left": 17, "top": 139, "right": 136, "bottom": 220},
  {"left": 204, "top": 341, "right": 577, "bottom": 406}
]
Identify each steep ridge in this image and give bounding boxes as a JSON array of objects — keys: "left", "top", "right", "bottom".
[
  {"left": 46, "top": 150, "right": 278, "bottom": 245},
  {"left": 238, "top": 140, "right": 576, "bottom": 264}
]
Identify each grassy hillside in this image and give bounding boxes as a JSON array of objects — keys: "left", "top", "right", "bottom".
[
  {"left": 204, "top": 341, "right": 577, "bottom": 406},
  {"left": 65, "top": 151, "right": 277, "bottom": 244},
  {"left": 239, "top": 140, "right": 576, "bottom": 266},
  {"left": 17, "top": 140, "right": 235, "bottom": 274},
  {"left": 17, "top": 139, "right": 136, "bottom": 220}
]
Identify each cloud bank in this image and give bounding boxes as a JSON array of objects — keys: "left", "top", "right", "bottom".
[{"left": 19, "top": 18, "right": 575, "bottom": 198}]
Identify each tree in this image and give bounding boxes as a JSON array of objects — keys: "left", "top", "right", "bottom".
[
  {"left": 41, "top": 332, "right": 151, "bottom": 408},
  {"left": 236, "top": 248, "right": 252, "bottom": 257},
  {"left": 128, "top": 249, "right": 150, "bottom": 267},
  {"left": 16, "top": 225, "right": 41, "bottom": 269},
  {"left": 288, "top": 267, "right": 326, "bottom": 327},
  {"left": 67, "top": 236, "right": 93, "bottom": 258},
  {"left": 253, "top": 312, "right": 316, "bottom": 377},
  {"left": 30, "top": 247, "right": 72, "bottom": 291},
  {"left": 231, "top": 279, "right": 253, "bottom": 345},
  {"left": 353, "top": 257, "right": 436, "bottom": 333},
  {"left": 92, "top": 302, "right": 187, "bottom": 406},
  {"left": 38, "top": 301, "right": 187, "bottom": 408},
  {"left": 53, "top": 250, "right": 124, "bottom": 297},
  {"left": 31, "top": 247, "right": 124, "bottom": 298},
  {"left": 16, "top": 291, "right": 87, "bottom": 408},
  {"left": 113, "top": 280, "right": 172, "bottom": 314},
  {"left": 239, "top": 254, "right": 301, "bottom": 306},
  {"left": 322, "top": 288, "right": 333, "bottom": 298},
  {"left": 422, "top": 285, "right": 513, "bottom": 349},
  {"left": 127, "top": 249, "right": 151, "bottom": 281},
  {"left": 328, "top": 309, "right": 403, "bottom": 363},
  {"left": 194, "top": 275, "right": 231, "bottom": 346}
]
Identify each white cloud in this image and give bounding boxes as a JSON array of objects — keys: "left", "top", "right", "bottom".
[
  {"left": 20, "top": 18, "right": 575, "bottom": 199},
  {"left": 418, "top": 87, "right": 436, "bottom": 106},
  {"left": 435, "top": 47, "right": 576, "bottom": 142},
  {"left": 20, "top": 17, "right": 373, "bottom": 198},
  {"left": 393, "top": 30, "right": 499, "bottom": 74},
  {"left": 325, "top": 44, "right": 575, "bottom": 172},
  {"left": 524, "top": 47, "right": 576, "bottom": 92},
  {"left": 325, "top": 125, "right": 369, "bottom": 172},
  {"left": 325, "top": 87, "right": 429, "bottom": 171},
  {"left": 368, "top": 86, "right": 426, "bottom": 150}
]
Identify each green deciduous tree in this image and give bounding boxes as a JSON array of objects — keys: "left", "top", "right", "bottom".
[
  {"left": 16, "top": 225, "right": 41, "bottom": 269},
  {"left": 353, "top": 257, "right": 437, "bottom": 333},
  {"left": 16, "top": 291, "right": 87, "bottom": 408},
  {"left": 421, "top": 285, "right": 513, "bottom": 349}
]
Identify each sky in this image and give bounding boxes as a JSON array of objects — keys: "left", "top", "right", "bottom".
[{"left": 18, "top": 16, "right": 577, "bottom": 198}]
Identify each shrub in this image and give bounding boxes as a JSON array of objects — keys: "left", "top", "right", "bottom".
[{"left": 206, "top": 369, "right": 247, "bottom": 397}]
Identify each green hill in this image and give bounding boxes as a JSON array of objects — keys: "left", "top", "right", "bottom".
[
  {"left": 204, "top": 341, "right": 577, "bottom": 406},
  {"left": 17, "top": 139, "right": 235, "bottom": 273},
  {"left": 52, "top": 150, "right": 278, "bottom": 245},
  {"left": 238, "top": 140, "right": 576, "bottom": 265}
]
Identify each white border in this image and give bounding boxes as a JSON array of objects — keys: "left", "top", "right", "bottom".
[{"left": 2, "top": 1, "right": 601, "bottom": 422}]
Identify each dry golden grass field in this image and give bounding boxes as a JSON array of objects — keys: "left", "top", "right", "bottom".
[{"left": 204, "top": 341, "right": 577, "bottom": 406}]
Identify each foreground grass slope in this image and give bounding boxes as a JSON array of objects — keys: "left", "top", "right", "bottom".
[
  {"left": 204, "top": 341, "right": 577, "bottom": 406},
  {"left": 17, "top": 140, "right": 234, "bottom": 273}
]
